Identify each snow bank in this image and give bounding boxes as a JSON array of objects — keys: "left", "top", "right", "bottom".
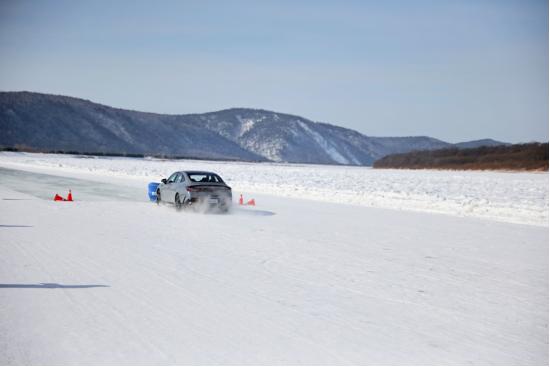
[{"left": 0, "top": 152, "right": 547, "bottom": 226}]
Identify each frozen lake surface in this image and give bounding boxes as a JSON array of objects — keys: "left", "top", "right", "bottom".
[
  {"left": 0, "top": 153, "right": 547, "bottom": 364},
  {"left": 0, "top": 152, "right": 547, "bottom": 226}
]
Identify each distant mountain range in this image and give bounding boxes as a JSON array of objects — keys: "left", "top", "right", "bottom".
[{"left": 0, "top": 91, "right": 509, "bottom": 165}]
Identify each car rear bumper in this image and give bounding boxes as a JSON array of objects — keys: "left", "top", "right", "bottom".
[{"left": 187, "top": 193, "right": 232, "bottom": 208}]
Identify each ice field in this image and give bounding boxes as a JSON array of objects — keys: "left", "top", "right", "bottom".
[
  {"left": 0, "top": 152, "right": 547, "bottom": 364},
  {"left": 0, "top": 152, "right": 547, "bottom": 226}
]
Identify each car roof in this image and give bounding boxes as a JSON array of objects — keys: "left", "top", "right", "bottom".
[{"left": 182, "top": 171, "right": 219, "bottom": 176}]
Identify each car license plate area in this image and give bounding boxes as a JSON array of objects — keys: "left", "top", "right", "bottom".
[{"left": 208, "top": 198, "right": 219, "bottom": 204}]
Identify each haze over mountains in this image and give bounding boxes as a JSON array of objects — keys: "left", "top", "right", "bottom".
[{"left": 0, "top": 92, "right": 508, "bottom": 165}]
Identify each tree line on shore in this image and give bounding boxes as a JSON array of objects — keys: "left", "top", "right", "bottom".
[{"left": 373, "top": 143, "right": 548, "bottom": 171}]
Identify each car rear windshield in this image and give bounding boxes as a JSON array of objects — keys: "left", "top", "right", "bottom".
[{"left": 187, "top": 173, "right": 224, "bottom": 183}]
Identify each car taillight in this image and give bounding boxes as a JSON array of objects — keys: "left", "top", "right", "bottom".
[{"left": 187, "top": 187, "right": 199, "bottom": 192}]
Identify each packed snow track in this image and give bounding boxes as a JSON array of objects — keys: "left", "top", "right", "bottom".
[{"left": 0, "top": 161, "right": 547, "bottom": 364}]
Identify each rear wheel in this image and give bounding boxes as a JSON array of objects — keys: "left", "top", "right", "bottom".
[
  {"left": 219, "top": 204, "right": 229, "bottom": 213},
  {"left": 175, "top": 193, "right": 182, "bottom": 211}
]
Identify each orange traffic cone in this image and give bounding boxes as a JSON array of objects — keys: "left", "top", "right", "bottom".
[
  {"left": 239, "top": 194, "right": 244, "bottom": 205},
  {"left": 67, "top": 190, "right": 73, "bottom": 202},
  {"left": 54, "top": 193, "right": 63, "bottom": 201},
  {"left": 246, "top": 198, "right": 256, "bottom": 206}
]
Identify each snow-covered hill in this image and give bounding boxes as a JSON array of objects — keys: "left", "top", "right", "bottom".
[
  {"left": 0, "top": 92, "right": 265, "bottom": 161},
  {"left": 197, "top": 108, "right": 452, "bottom": 165},
  {"left": 0, "top": 92, "right": 505, "bottom": 165}
]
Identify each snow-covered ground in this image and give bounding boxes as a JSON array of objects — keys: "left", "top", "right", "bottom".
[
  {"left": 0, "top": 153, "right": 548, "bottom": 364},
  {"left": 0, "top": 152, "right": 547, "bottom": 226}
]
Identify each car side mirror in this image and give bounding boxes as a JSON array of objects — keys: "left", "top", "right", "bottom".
[{"left": 161, "top": 178, "right": 167, "bottom": 184}]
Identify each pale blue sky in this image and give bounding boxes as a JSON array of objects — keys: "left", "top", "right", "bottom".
[{"left": 0, "top": 0, "right": 547, "bottom": 143}]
